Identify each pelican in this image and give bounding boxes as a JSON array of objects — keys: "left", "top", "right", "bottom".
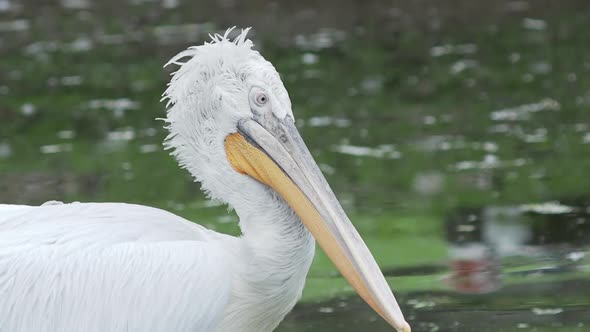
[{"left": 0, "top": 28, "right": 410, "bottom": 332}]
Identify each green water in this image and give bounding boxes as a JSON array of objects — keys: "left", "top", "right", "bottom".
[{"left": 1, "top": 1, "right": 589, "bottom": 331}]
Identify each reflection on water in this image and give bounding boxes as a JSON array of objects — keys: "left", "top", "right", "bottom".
[
  {"left": 282, "top": 278, "right": 590, "bottom": 331},
  {"left": 446, "top": 202, "right": 589, "bottom": 295},
  {"left": 281, "top": 203, "right": 590, "bottom": 331},
  {"left": 1, "top": 0, "right": 589, "bottom": 331}
]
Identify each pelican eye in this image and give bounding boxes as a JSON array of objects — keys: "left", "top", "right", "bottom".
[{"left": 254, "top": 92, "right": 268, "bottom": 106}]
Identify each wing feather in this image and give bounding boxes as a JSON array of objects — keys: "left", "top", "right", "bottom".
[{"left": 0, "top": 203, "right": 234, "bottom": 332}]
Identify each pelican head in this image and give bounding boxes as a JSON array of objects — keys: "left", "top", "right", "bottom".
[{"left": 162, "top": 28, "right": 410, "bottom": 332}]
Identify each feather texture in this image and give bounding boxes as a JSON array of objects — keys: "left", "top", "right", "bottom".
[
  {"left": 0, "top": 203, "right": 233, "bottom": 331},
  {"left": 0, "top": 28, "right": 316, "bottom": 332}
]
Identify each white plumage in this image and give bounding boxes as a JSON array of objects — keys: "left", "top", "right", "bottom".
[
  {"left": 0, "top": 203, "right": 233, "bottom": 331},
  {"left": 0, "top": 200, "right": 313, "bottom": 331},
  {"left": 0, "top": 28, "right": 410, "bottom": 332}
]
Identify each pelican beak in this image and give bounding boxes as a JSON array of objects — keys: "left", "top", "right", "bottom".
[{"left": 224, "top": 116, "right": 410, "bottom": 332}]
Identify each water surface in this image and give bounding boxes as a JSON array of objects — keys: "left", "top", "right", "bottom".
[{"left": 0, "top": 1, "right": 589, "bottom": 331}]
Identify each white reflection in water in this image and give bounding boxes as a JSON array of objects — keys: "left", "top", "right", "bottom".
[
  {"left": 334, "top": 144, "right": 401, "bottom": 159},
  {"left": 68, "top": 37, "right": 93, "bottom": 52},
  {"left": 60, "top": 0, "right": 90, "bottom": 9},
  {"left": 414, "top": 135, "right": 499, "bottom": 153},
  {"left": 422, "top": 322, "right": 440, "bottom": 332},
  {"left": 521, "top": 127, "right": 547, "bottom": 143},
  {"left": 57, "top": 130, "right": 75, "bottom": 139},
  {"left": 24, "top": 41, "right": 59, "bottom": 55},
  {"left": 0, "top": 142, "right": 12, "bottom": 158},
  {"left": 523, "top": 18, "right": 547, "bottom": 30},
  {"left": 319, "top": 163, "right": 335, "bottom": 175},
  {"left": 20, "top": 103, "right": 36, "bottom": 116},
  {"left": 140, "top": 127, "right": 158, "bottom": 137},
  {"left": 139, "top": 144, "right": 158, "bottom": 153},
  {"left": 0, "top": 19, "right": 28, "bottom": 32},
  {"left": 121, "top": 162, "right": 132, "bottom": 170},
  {"left": 360, "top": 76, "right": 383, "bottom": 93},
  {"left": 488, "top": 123, "right": 513, "bottom": 133},
  {"left": 162, "top": 0, "right": 179, "bottom": 9},
  {"left": 522, "top": 73, "right": 534, "bottom": 83},
  {"left": 450, "top": 60, "right": 478, "bottom": 75},
  {"left": 520, "top": 201, "right": 576, "bottom": 214},
  {"left": 301, "top": 53, "right": 318, "bottom": 65},
  {"left": 483, "top": 206, "right": 530, "bottom": 255},
  {"left": 48, "top": 76, "right": 83, "bottom": 87},
  {"left": 0, "top": 0, "right": 12, "bottom": 12},
  {"left": 40, "top": 143, "right": 72, "bottom": 154},
  {"left": 509, "top": 52, "right": 521, "bottom": 63},
  {"left": 530, "top": 61, "right": 551, "bottom": 75},
  {"left": 107, "top": 128, "right": 135, "bottom": 141},
  {"left": 532, "top": 308, "right": 563, "bottom": 315},
  {"left": 490, "top": 98, "right": 560, "bottom": 121},
  {"left": 482, "top": 142, "right": 498, "bottom": 152},
  {"left": 566, "top": 251, "right": 585, "bottom": 262},
  {"left": 430, "top": 43, "right": 477, "bottom": 57},
  {"left": 190, "top": 200, "right": 223, "bottom": 209},
  {"left": 407, "top": 299, "right": 436, "bottom": 309},
  {"left": 307, "top": 116, "right": 350, "bottom": 128},
  {"left": 61, "top": 76, "right": 83, "bottom": 86},
  {"left": 423, "top": 115, "right": 436, "bottom": 125},
  {"left": 413, "top": 172, "right": 443, "bottom": 195},
  {"left": 217, "top": 215, "right": 236, "bottom": 224},
  {"left": 88, "top": 98, "right": 139, "bottom": 118},
  {"left": 567, "top": 73, "right": 577, "bottom": 82},
  {"left": 453, "top": 156, "right": 527, "bottom": 170}
]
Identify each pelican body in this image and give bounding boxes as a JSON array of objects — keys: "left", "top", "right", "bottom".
[{"left": 0, "top": 29, "right": 410, "bottom": 332}]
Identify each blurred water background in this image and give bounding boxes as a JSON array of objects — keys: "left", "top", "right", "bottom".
[{"left": 0, "top": 0, "right": 589, "bottom": 331}]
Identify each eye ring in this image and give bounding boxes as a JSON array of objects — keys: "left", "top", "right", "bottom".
[{"left": 254, "top": 92, "right": 268, "bottom": 106}]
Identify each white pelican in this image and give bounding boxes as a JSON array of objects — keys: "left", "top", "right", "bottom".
[{"left": 0, "top": 28, "right": 410, "bottom": 332}]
